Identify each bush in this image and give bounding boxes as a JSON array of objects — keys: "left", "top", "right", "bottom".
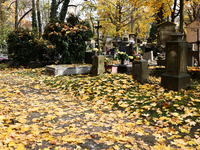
[
  {"left": 43, "top": 14, "right": 93, "bottom": 64},
  {"left": 6, "top": 28, "right": 55, "bottom": 66}
]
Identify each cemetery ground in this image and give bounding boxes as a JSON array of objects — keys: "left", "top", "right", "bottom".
[{"left": 0, "top": 66, "right": 200, "bottom": 150}]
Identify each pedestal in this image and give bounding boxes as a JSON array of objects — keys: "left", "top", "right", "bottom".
[
  {"left": 161, "top": 33, "right": 190, "bottom": 90},
  {"left": 132, "top": 61, "right": 149, "bottom": 83},
  {"left": 91, "top": 55, "right": 105, "bottom": 76},
  {"left": 161, "top": 73, "right": 190, "bottom": 91}
]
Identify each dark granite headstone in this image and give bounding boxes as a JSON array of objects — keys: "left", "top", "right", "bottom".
[
  {"left": 118, "top": 65, "right": 132, "bottom": 74},
  {"left": 85, "top": 52, "right": 95, "bottom": 64},
  {"left": 132, "top": 61, "right": 149, "bottom": 83},
  {"left": 161, "top": 33, "right": 190, "bottom": 91},
  {"left": 119, "top": 46, "right": 133, "bottom": 56}
]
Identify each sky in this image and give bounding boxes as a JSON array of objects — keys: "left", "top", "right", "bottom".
[{"left": 68, "top": 0, "right": 86, "bottom": 19}]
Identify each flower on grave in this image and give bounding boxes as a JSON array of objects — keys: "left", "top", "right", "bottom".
[
  {"left": 104, "top": 57, "right": 109, "bottom": 63},
  {"left": 93, "top": 48, "right": 98, "bottom": 52},
  {"left": 116, "top": 51, "right": 128, "bottom": 60},
  {"left": 129, "top": 56, "right": 134, "bottom": 62},
  {"left": 194, "top": 58, "right": 198, "bottom": 67}
]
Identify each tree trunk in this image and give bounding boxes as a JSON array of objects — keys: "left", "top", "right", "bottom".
[
  {"left": 0, "top": 0, "right": 3, "bottom": 36},
  {"left": 36, "top": 0, "right": 42, "bottom": 38},
  {"left": 171, "top": 0, "right": 177, "bottom": 22},
  {"left": 32, "top": 0, "right": 37, "bottom": 33},
  {"left": 59, "top": 0, "right": 70, "bottom": 23},
  {"left": 15, "top": 0, "right": 18, "bottom": 30},
  {"left": 50, "top": 0, "right": 58, "bottom": 22},
  {"left": 156, "top": 4, "right": 164, "bottom": 24},
  {"left": 179, "top": 0, "right": 184, "bottom": 33}
]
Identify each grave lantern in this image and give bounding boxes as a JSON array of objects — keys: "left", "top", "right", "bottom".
[{"left": 161, "top": 33, "right": 190, "bottom": 91}]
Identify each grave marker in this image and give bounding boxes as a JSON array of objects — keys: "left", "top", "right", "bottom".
[
  {"left": 91, "top": 55, "right": 105, "bottom": 76},
  {"left": 143, "top": 51, "right": 153, "bottom": 61},
  {"left": 161, "top": 33, "right": 190, "bottom": 91},
  {"left": 132, "top": 60, "right": 149, "bottom": 83}
]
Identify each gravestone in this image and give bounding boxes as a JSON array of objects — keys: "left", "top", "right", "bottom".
[
  {"left": 143, "top": 51, "right": 153, "bottom": 61},
  {"left": 119, "top": 46, "right": 133, "bottom": 56},
  {"left": 161, "top": 33, "right": 190, "bottom": 91},
  {"left": 157, "top": 21, "right": 176, "bottom": 47},
  {"left": 85, "top": 51, "right": 95, "bottom": 64},
  {"left": 187, "top": 55, "right": 194, "bottom": 66},
  {"left": 132, "top": 60, "right": 149, "bottom": 83},
  {"left": 91, "top": 55, "right": 105, "bottom": 76},
  {"left": 118, "top": 65, "right": 132, "bottom": 74}
]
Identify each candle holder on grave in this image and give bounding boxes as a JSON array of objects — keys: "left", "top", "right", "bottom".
[{"left": 161, "top": 33, "right": 190, "bottom": 91}]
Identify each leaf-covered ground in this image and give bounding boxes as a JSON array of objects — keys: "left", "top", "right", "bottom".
[{"left": 0, "top": 67, "right": 200, "bottom": 150}]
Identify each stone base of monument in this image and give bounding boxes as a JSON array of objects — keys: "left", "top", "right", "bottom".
[
  {"left": 45, "top": 64, "right": 92, "bottom": 75},
  {"left": 161, "top": 73, "right": 190, "bottom": 91},
  {"left": 132, "top": 61, "right": 149, "bottom": 83},
  {"left": 117, "top": 65, "right": 132, "bottom": 74}
]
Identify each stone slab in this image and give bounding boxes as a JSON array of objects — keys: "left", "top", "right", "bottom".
[{"left": 45, "top": 64, "right": 92, "bottom": 75}]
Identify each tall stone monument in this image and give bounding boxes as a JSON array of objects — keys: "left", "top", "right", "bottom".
[{"left": 161, "top": 33, "right": 190, "bottom": 91}]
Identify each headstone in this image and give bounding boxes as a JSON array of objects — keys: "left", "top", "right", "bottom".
[
  {"left": 118, "top": 65, "right": 132, "bottom": 74},
  {"left": 143, "top": 51, "right": 153, "bottom": 61},
  {"left": 122, "top": 33, "right": 129, "bottom": 45},
  {"left": 161, "top": 33, "right": 190, "bottom": 91},
  {"left": 85, "top": 51, "right": 95, "bottom": 64},
  {"left": 132, "top": 60, "right": 149, "bottom": 83},
  {"left": 157, "top": 21, "right": 176, "bottom": 47},
  {"left": 187, "top": 56, "right": 194, "bottom": 66},
  {"left": 91, "top": 55, "right": 105, "bottom": 76},
  {"left": 186, "top": 20, "right": 200, "bottom": 50},
  {"left": 119, "top": 46, "right": 133, "bottom": 56}
]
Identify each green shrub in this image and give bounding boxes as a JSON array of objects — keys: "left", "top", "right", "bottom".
[
  {"left": 43, "top": 14, "right": 93, "bottom": 64},
  {"left": 6, "top": 28, "right": 55, "bottom": 66}
]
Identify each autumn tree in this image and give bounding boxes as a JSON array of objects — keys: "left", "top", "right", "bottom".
[
  {"left": 96, "top": 0, "right": 154, "bottom": 42},
  {"left": 36, "top": 0, "right": 42, "bottom": 38},
  {"left": 81, "top": 0, "right": 97, "bottom": 34},
  {"left": 185, "top": 1, "right": 200, "bottom": 24},
  {"left": 49, "top": 0, "right": 70, "bottom": 23},
  {"left": 32, "top": 0, "right": 37, "bottom": 33}
]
